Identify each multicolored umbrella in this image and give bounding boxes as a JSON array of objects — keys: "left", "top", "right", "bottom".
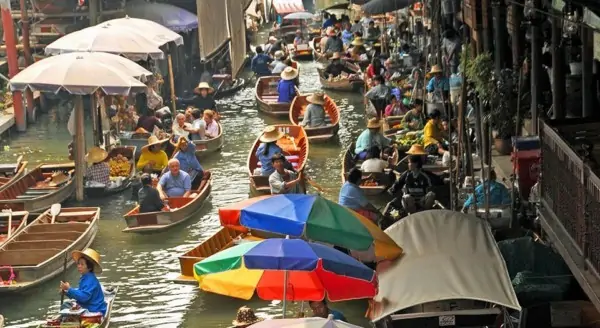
[
  {"left": 194, "top": 238, "right": 377, "bottom": 302},
  {"left": 219, "top": 194, "right": 402, "bottom": 260}
]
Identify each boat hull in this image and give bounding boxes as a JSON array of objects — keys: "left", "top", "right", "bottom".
[
  {"left": 255, "top": 76, "right": 293, "bottom": 118},
  {"left": 317, "top": 62, "right": 364, "bottom": 92},
  {"left": 289, "top": 95, "right": 340, "bottom": 143},
  {"left": 213, "top": 78, "right": 246, "bottom": 100},
  {"left": 192, "top": 122, "right": 224, "bottom": 155},
  {"left": 85, "top": 146, "right": 137, "bottom": 198}
]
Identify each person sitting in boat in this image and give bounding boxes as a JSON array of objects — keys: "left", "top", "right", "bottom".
[
  {"left": 251, "top": 46, "right": 273, "bottom": 77},
  {"left": 270, "top": 51, "right": 287, "bottom": 75},
  {"left": 462, "top": 168, "right": 511, "bottom": 212},
  {"left": 423, "top": 109, "right": 448, "bottom": 156},
  {"left": 138, "top": 173, "right": 167, "bottom": 213},
  {"left": 341, "top": 23, "right": 354, "bottom": 46},
  {"left": 389, "top": 152, "right": 444, "bottom": 214},
  {"left": 323, "top": 52, "right": 354, "bottom": 79},
  {"left": 366, "top": 58, "right": 386, "bottom": 81},
  {"left": 264, "top": 36, "right": 277, "bottom": 54},
  {"left": 59, "top": 248, "right": 107, "bottom": 317},
  {"left": 293, "top": 29, "right": 306, "bottom": 46},
  {"left": 402, "top": 99, "right": 426, "bottom": 130},
  {"left": 365, "top": 20, "right": 381, "bottom": 41},
  {"left": 347, "top": 37, "right": 366, "bottom": 57},
  {"left": 270, "top": 39, "right": 287, "bottom": 56},
  {"left": 135, "top": 97, "right": 163, "bottom": 133},
  {"left": 173, "top": 137, "right": 204, "bottom": 181},
  {"left": 323, "top": 29, "right": 343, "bottom": 55},
  {"left": 360, "top": 146, "right": 389, "bottom": 173},
  {"left": 172, "top": 113, "right": 191, "bottom": 140},
  {"left": 300, "top": 92, "right": 327, "bottom": 128},
  {"left": 176, "top": 82, "right": 218, "bottom": 113},
  {"left": 277, "top": 67, "right": 299, "bottom": 103},
  {"left": 84, "top": 147, "right": 110, "bottom": 187},
  {"left": 309, "top": 300, "right": 346, "bottom": 322},
  {"left": 230, "top": 306, "right": 263, "bottom": 328},
  {"left": 339, "top": 168, "right": 380, "bottom": 222},
  {"left": 157, "top": 159, "right": 192, "bottom": 199},
  {"left": 385, "top": 96, "right": 409, "bottom": 117},
  {"left": 426, "top": 65, "right": 449, "bottom": 102},
  {"left": 355, "top": 118, "right": 391, "bottom": 160},
  {"left": 269, "top": 153, "right": 303, "bottom": 194},
  {"left": 322, "top": 12, "right": 335, "bottom": 29},
  {"left": 319, "top": 28, "right": 331, "bottom": 52},
  {"left": 255, "top": 126, "right": 285, "bottom": 176},
  {"left": 188, "top": 109, "right": 219, "bottom": 140},
  {"left": 137, "top": 136, "right": 169, "bottom": 173}
]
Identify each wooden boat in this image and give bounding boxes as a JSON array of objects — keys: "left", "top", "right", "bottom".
[
  {"left": 341, "top": 142, "right": 399, "bottom": 196},
  {"left": 192, "top": 122, "right": 224, "bottom": 155},
  {"left": 317, "top": 61, "right": 364, "bottom": 91},
  {"left": 0, "top": 211, "right": 29, "bottom": 247},
  {"left": 289, "top": 94, "right": 340, "bottom": 143},
  {"left": 85, "top": 146, "right": 136, "bottom": 198},
  {"left": 39, "top": 287, "right": 118, "bottom": 328},
  {"left": 0, "top": 207, "right": 100, "bottom": 293},
  {"left": 122, "top": 172, "right": 212, "bottom": 233},
  {"left": 0, "top": 163, "right": 75, "bottom": 212},
  {"left": 213, "top": 77, "right": 246, "bottom": 100},
  {"left": 289, "top": 43, "right": 313, "bottom": 60},
  {"left": 118, "top": 131, "right": 150, "bottom": 159},
  {"left": 382, "top": 115, "right": 405, "bottom": 137},
  {"left": 247, "top": 124, "right": 309, "bottom": 195},
  {"left": 255, "top": 76, "right": 295, "bottom": 118},
  {"left": 0, "top": 157, "right": 27, "bottom": 193}
]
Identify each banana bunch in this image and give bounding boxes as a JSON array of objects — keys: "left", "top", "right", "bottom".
[{"left": 108, "top": 154, "right": 131, "bottom": 177}]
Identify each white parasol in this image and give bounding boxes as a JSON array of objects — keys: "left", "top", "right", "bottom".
[
  {"left": 103, "top": 16, "right": 184, "bottom": 46},
  {"left": 249, "top": 314, "right": 361, "bottom": 328},
  {"left": 45, "top": 23, "right": 165, "bottom": 61},
  {"left": 283, "top": 11, "right": 315, "bottom": 20}
]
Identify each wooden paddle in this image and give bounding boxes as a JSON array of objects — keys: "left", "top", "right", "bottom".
[
  {"left": 50, "top": 203, "right": 61, "bottom": 224},
  {"left": 13, "top": 155, "right": 23, "bottom": 174},
  {"left": 6, "top": 208, "right": 12, "bottom": 240}
]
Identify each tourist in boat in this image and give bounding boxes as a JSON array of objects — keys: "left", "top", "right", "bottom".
[
  {"left": 293, "top": 29, "right": 306, "bottom": 46},
  {"left": 203, "top": 110, "right": 219, "bottom": 139},
  {"left": 138, "top": 173, "right": 166, "bottom": 213},
  {"left": 137, "top": 136, "right": 169, "bottom": 172},
  {"left": 402, "top": 99, "right": 426, "bottom": 130},
  {"left": 84, "top": 147, "right": 110, "bottom": 186},
  {"left": 270, "top": 51, "right": 287, "bottom": 74},
  {"left": 341, "top": 23, "right": 353, "bottom": 45},
  {"left": 365, "top": 20, "right": 381, "bottom": 40},
  {"left": 323, "top": 52, "right": 354, "bottom": 79},
  {"left": 309, "top": 300, "right": 347, "bottom": 322},
  {"left": 339, "top": 168, "right": 380, "bottom": 221},
  {"left": 230, "top": 306, "right": 262, "bottom": 328},
  {"left": 270, "top": 38, "right": 287, "bottom": 56},
  {"left": 251, "top": 46, "right": 273, "bottom": 77},
  {"left": 385, "top": 96, "right": 409, "bottom": 117},
  {"left": 269, "top": 153, "right": 303, "bottom": 194},
  {"left": 264, "top": 36, "right": 277, "bottom": 54},
  {"left": 277, "top": 67, "right": 298, "bottom": 103},
  {"left": 256, "top": 126, "right": 285, "bottom": 176},
  {"left": 355, "top": 118, "right": 391, "bottom": 160},
  {"left": 323, "top": 28, "right": 343, "bottom": 55},
  {"left": 351, "top": 18, "right": 362, "bottom": 34},
  {"left": 360, "top": 146, "right": 388, "bottom": 173},
  {"left": 176, "top": 82, "right": 218, "bottom": 113},
  {"left": 301, "top": 92, "right": 326, "bottom": 128},
  {"left": 366, "top": 57, "right": 386, "bottom": 81},
  {"left": 426, "top": 65, "right": 449, "bottom": 101},
  {"left": 462, "top": 168, "right": 511, "bottom": 212},
  {"left": 157, "top": 159, "right": 192, "bottom": 199},
  {"left": 173, "top": 137, "right": 204, "bottom": 181},
  {"left": 423, "top": 109, "right": 448, "bottom": 156},
  {"left": 59, "top": 248, "right": 107, "bottom": 317},
  {"left": 172, "top": 113, "right": 191, "bottom": 140}
]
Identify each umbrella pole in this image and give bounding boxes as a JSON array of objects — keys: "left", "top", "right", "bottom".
[
  {"left": 168, "top": 54, "right": 177, "bottom": 113},
  {"left": 74, "top": 95, "right": 86, "bottom": 201},
  {"left": 282, "top": 270, "right": 288, "bottom": 318}
]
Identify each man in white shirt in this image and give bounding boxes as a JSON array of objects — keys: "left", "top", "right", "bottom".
[
  {"left": 270, "top": 51, "right": 288, "bottom": 74},
  {"left": 360, "top": 146, "right": 388, "bottom": 173},
  {"left": 172, "top": 113, "right": 191, "bottom": 139}
]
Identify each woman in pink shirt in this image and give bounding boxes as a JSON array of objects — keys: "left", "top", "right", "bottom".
[{"left": 384, "top": 97, "right": 408, "bottom": 117}]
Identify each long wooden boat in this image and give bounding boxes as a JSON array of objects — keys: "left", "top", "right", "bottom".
[
  {"left": 317, "top": 61, "right": 364, "bottom": 91},
  {"left": 122, "top": 172, "right": 212, "bottom": 233},
  {"left": 289, "top": 94, "right": 340, "bottom": 143},
  {"left": 382, "top": 115, "right": 406, "bottom": 137},
  {"left": 0, "top": 157, "right": 27, "bottom": 193},
  {"left": 213, "top": 77, "right": 246, "bottom": 100},
  {"left": 85, "top": 146, "right": 136, "bottom": 198},
  {"left": 0, "top": 211, "right": 29, "bottom": 247},
  {"left": 0, "top": 163, "right": 75, "bottom": 212},
  {"left": 0, "top": 207, "right": 100, "bottom": 293},
  {"left": 192, "top": 122, "right": 224, "bottom": 155},
  {"left": 247, "top": 124, "right": 309, "bottom": 195},
  {"left": 341, "top": 142, "right": 399, "bottom": 196},
  {"left": 255, "top": 76, "right": 295, "bottom": 118}
]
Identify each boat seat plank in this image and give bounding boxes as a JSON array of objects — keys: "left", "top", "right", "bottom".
[
  {"left": 0, "top": 249, "right": 61, "bottom": 266},
  {"left": 27, "top": 223, "right": 89, "bottom": 233},
  {"left": 57, "top": 211, "right": 97, "bottom": 217},
  {"left": 0, "top": 164, "right": 17, "bottom": 171},
  {"left": 15, "top": 195, "right": 39, "bottom": 199},
  {"left": 16, "top": 231, "right": 82, "bottom": 241},
  {"left": 0, "top": 211, "right": 28, "bottom": 217},
  {"left": 23, "top": 190, "right": 54, "bottom": 195},
  {"left": 3, "top": 240, "right": 72, "bottom": 250}
]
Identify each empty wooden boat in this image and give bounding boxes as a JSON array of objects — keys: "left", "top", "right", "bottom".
[
  {"left": 213, "top": 76, "right": 246, "bottom": 100},
  {"left": 0, "top": 157, "right": 27, "bottom": 193},
  {"left": 192, "top": 121, "right": 224, "bottom": 155},
  {"left": 0, "top": 207, "right": 100, "bottom": 293},
  {"left": 289, "top": 94, "right": 340, "bottom": 143},
  {"left": 85, "top": 146, "right": 136, "bottom": 198},
  {"left": 0, "top": 163, "right": 75, "bottom": 212},
  {"left": 382, "top": 115, "right": 406, "bottom": 137},
  {"left": 341, "top": 142, "right": 399, "bottom": 196},
  {"left": 255, "top": 76, "right": 295, "bottom": 118},
  {"left": 0, "top": 211, "right": 28, "bottom": 248},
  {"left": 122, "top": 172, "right": 212, "bottom": 233},
  {"left": 247, "top": 124, "right": 309, "bottom": 195},
  {"left": 317, "top": 61, "right": 365, "bottom": 91}
]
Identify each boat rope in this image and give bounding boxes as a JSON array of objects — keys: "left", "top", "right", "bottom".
[{"left": 0, "top": 265, "right": 16, "bottom": 285}]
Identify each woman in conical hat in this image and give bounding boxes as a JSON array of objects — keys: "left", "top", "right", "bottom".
[
  {"left": 84, "top": 147, "right": 110, "bottom": 186},
  {"left": 425, "top": 64, "right": 449, "bottom": 101},
  {"left": 59, "top": 248, "right": 107, "bottom": 316},
  {"left": 354, "top": 118, "right": 391, "bottom": 160},
  {"left": 176, "top": 81, "right": 218, "bottom": 114},
  {"left": 136, "top": 135, "right": 169, "bottom": 173},
  {"left": 255, "top": 126, "right": 285, "bottom": 176}
]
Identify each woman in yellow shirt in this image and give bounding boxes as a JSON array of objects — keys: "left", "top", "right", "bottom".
[
  {"left": 423, "top": 109, "right": 448, "bottom": 156},
  {"left": 136, "top": 135, "right": 169, "bottom": 173}
]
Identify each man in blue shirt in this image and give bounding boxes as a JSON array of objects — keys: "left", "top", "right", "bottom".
[
  {"left": 341, "top": 24, "right": 353, "bottom": 45},
  {"left": 251, "top": 46, "right": 273, "bottom": 77},
  {"left": 157, "top": 159, "right": 192, "bottom": 198},
  {"left": 309, "top": 300, "right": 347, "bottom": 322},
  {"left": 462, "top": 168, "right": 511, "bottom": 211},
  {"left": 277, "top": 67, "right": 298, "bottom": 103}
]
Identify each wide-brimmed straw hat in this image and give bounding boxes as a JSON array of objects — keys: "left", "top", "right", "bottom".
[
  {"left": 307, "top": 92, "right": 326, "bottom": 105},
  {"left": 194, "top": 82, "right": 214, "bottom": 94},
  {"left": 351, "top": 37, "right": 364, "bottom": 46},
  {"left": 429, "top": 65, "right": 443, "bottom": 74},
  {"left": 367, "top": 118, "right": 382, "bottom": 129},
  {"left": 85, "top": 147, "right": 108, "bottom": 165},
  {"left": 259, "top": 125, "right": 285, "bottom": 143},
  {"left": 330, "top": 52, "right": 341, "bottom": 60},
  {"left": 274, "top": 50, "right": 285, "bottom": 59},
  {"left": 134, "top": 127, "right": 150, "bottom": 135},
  {"left": 406, "top": 144, "right": 428, "bottom": 155},
  {"left": 141, "top": 135, "right": 168, "bottom": 152},
  {"left": 72, "top": 248, "right": 103, "bottom": 274},
  {"left": 49, "top": 171, "right": 70, "bottom": 187},
  {"left": 232, "top": 306, "right": 262, "bottom": 327},
  {"left": 280, "top": 66, "right": 299, "bottom": 80}
]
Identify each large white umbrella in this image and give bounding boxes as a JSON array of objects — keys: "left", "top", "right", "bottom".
[
  {"left": 45, "top": 24, "right": 164, "bottom": 61},
  {"left": 103, "top": 16, "right": 184, "bottom": 46},
  {"left": 249, "top": 315, "right": 361, "bottom": 328}
]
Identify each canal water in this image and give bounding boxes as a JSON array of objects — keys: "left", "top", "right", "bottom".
[{"left": 0, "top": 60, "right": 376, "bottom": 327}]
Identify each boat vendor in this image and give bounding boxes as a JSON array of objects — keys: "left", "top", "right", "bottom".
[
  {"left": 270, "top": 51, "right": 287, "bottom": 74},
  {"left": 59, "top": 248, "right": 107, "bottom": 317},
  {"left": 251, "top": 46, "right": 273, "bottom": 77},
  {"left": 309, "top": 300, "right": 347, "bottom": 322},
  {"left": 366, "top": 58, "right": 386, "bottom": 81},
  {"left": 426, "top": 65, "right": 449, "bottom": 101},
  {"left": 339, "top": 168, "right": 380, "bottom": 222},
  {"left": 138, "top": 173, "right": 167, "bottom": 213},
  {"left": 323, "top": 28, "right": 343, "bottom": 55},
  {"left": 173, "top": 137, "right": 204, "bottom": 181},
  {"left": 401, "top": 99, "right": 426, "bottom": 130},
  {"left": 385, "top": 96, "right": 408, "bottom": 117},
  {"left": 137, "top": 136, "right": 169, "bottom": 172},
  {"left": 365, "top": 20, "right": 381, "bottom": 40},
  {"left": 462, "top": 168, "right": 511, "bottom": 212},
  {"left": 176, "top": 82, "right": 217, "bottom": 113},
  {"left": 293, "top": 29, "right": 306, "bottom": 46},
  {"left": 172, "top": 113, "right": 191, "bottom": 140},
  {"left": 323, "top": 52, "right": 354, "bottom": 79},
  {"left": 157, "top": 159, "right": 192, "bottom": 199},
  {"left": 230, "top": 306, "right": 262, "bottom": 328},
  {"left": 355, "top": 118, "right": 391, "bottom": 160},
  {"left": 84, "top": 147, "right": 110, "bottom": 186},
  {"left": 341, "top": 23, "right": 354, "bottom": 45},
  {"left": 277, "top": 67, "right": 299, "bottom": 103},
  {"left": 389, "top": 149, "right": 444, "bottom": 214},
  {"left": 255, "top": 126, "right": 285, "bottom": 176},
  {"left": 301, "top": 92, "right": 326, "bottom": 128},
  {"left": 423, "top": 109, "right": 448, "bottom": 156},
  {"left": 269, "top": 153, "right": 303, "bottom": 194}
]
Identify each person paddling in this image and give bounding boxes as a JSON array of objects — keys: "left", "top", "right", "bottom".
[{"left": 59, "top": 248, "right": 107, "bottom": 317}]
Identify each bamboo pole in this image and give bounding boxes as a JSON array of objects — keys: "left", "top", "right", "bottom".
[
  {"left": 168, "top": 54, "right": 177, "bottom": 113},
  {"left": 74, "top": 96, "right": 86, "bottom": 201}
]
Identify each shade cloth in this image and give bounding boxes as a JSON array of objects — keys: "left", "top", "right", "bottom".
[
  {"left": 125, "top": 1, "right": 197, "bottom": 33},
  {"left": 371, "top": 210, "right": 521, "bottom": 322},
  {"left": 273, "top": 0, "right": 304, "bottom": 14},
  {"left": 362, "top": 0, "right": 412, "bottom": 15},
  {"left": 197, "top": 0, "right": 230, "bottom": 58},
  {"left": 227, "top": 0, "right": 247, "bottom": 77}
]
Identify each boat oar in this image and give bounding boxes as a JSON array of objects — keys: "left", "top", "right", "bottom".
[
  {"left": 60, "top": 250, "right": 68, "bottom": 306},
  {"left": 14, "top": 155, "right": 23, "bottom": 174},
  {"left": 50, "top": 203, "right": 62, "bottom": 224},
  {"left": 6, "top": 208, "right": 12, "bottom": 240},
  {"left": 305, "top": 176, "right": 326, "bottom": 193}
]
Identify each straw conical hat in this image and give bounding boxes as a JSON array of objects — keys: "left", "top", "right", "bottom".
[
  {"left": 259, "top": 126, "right": 284, "bottom": 143},
  {"left": 367, "top": 118, "right": 382, "bottom": 129},
  {"left": 280, "top": 66, "right": 299, "bottom": 80},
  {"left": 49, "top": 171, "right": 70, "bottom": 187},
  {"left": 307, "top": 92, "right": 326, "bottom": 105},
  {"left": 141, "top": 135, "right": 168, "bottom": 151},
  {"left": 85, "top": 147, "right": 108, "bottom": 165},
  {"left": 232, "top": 306, "right": 262, "bottom": 326},
  {"left": 406, "top": 144, "right": 428, "bottom": 155},
  {"left": 72, "top": 248, "right": 103, "bottom": 274},
  {"left": 352, "top": 37, "right": 364, "bottom": 46},
  {"left": 194, "top": 82, "right": 214, "bottom": 94},
  {"left": 429, "top": 65, "right": 443, "bottom": 74}
]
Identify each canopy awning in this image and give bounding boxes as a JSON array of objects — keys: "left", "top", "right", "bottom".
[
  {"left": 272, "top": 0, "right": 305, "bottom": 14},
  {"left": 371, "top": 210, "right": 521, "bottom": 322},
  {"left": 125, "top": 1, "right": 198, "bottom": 33}
]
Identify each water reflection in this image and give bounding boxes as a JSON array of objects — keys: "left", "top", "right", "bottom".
[{"left": 0, "top": 60, "right": 370, "bottom": 327}]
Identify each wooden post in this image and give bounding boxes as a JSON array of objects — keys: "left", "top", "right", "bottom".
[
  {"left": 481, "top": 0, "right": 492, "bottom": 53},
  {"left": 90, "top": 95, "right": 99, "bottom": 146},
  {"left": 88, "top": 0, "right": 98, "bottom": 26},
  {"left": 581, "top": 25, "right": 594, "bottom": 118},
  {"left": 19, "top": 0, "right": 34, "bottom": 122},
  {"left": 551, "top": 15, "right": 565, "bottom": 119},
  {"left": 1, "top": 0, "right": 25, "bottom": 132},
  {"left": 74, "top": 96, "right": 86, "bottom": 201},
  {"left": 167, "top": 54, "right": 177, "bottom": 112},
  {"left": 530, "top": 0, "right": 542, "bottom": 132},
  {"left": 510, "top": 2, "right": 523, "bottom": 71}
]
